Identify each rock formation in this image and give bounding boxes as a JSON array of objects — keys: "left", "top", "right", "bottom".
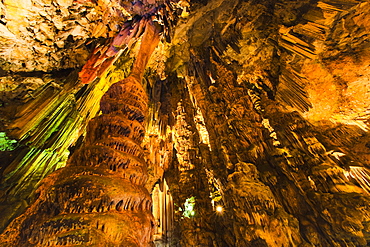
[
  {"left": 0, "top": 17, "right": 160, "bottom": 246},
  {"left": 0, "top": 0, "right": 370, "bottom": 246}
]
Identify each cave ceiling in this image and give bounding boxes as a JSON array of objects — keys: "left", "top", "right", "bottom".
[{"left": 0, "top": 0, "right": 370, "bottom": 246}]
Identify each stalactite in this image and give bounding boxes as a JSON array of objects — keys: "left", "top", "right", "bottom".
[
  {"left": 1, "top": 0, "right": 370, "bottom": 246},
  {"left": 0, "top": 20, "right": 160, "bottom": 247}
]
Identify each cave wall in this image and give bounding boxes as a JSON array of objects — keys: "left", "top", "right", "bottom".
[
  {"left": 150, "top": 0, "right": 370, "bottom": 245},
  {"left": 0, "top": 0, "right": 370, "bottom": 246}
]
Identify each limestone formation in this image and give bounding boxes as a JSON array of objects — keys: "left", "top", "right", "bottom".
[
  {"left": 0, "top": 18, "right": 160, "bottom": 247},
  {"left": 0, "top": 0, "right": 370, "bottom": 246}
]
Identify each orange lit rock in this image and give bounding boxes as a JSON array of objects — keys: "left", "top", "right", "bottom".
[
  {"left": 0, "top": 0, "right": 370, "bottom": 246},
  {"left": 0, "top": 19, "right": 160, "bottom": 246}
]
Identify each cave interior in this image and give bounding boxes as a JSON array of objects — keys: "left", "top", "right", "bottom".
[{"left": 0, "top": 0, "right": 370, "bottom": 246}]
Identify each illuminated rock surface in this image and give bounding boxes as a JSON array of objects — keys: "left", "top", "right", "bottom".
[
  {"left": 0, "top": 15, "right": 160, "bottom": 246},
  {"left": 0, "top": 0, "right": 370, "bottom": 246}
]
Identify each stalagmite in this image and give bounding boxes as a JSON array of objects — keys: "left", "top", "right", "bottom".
[
  {"left": 1, "top": 0, "right": 370, "bottom": 246},
  {"left": 0, "top": 19, "right": 160, "bottom": 247}
]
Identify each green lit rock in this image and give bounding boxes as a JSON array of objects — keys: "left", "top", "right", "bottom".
[{"left": 0, "top": 132, "right": 17, "bottom": 151}]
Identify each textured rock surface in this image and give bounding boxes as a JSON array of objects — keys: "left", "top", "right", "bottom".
[
  {"left": 0, "top": 0, "right": 117, "bottom": 72},
  {"left": 0, "top": 18, "right": 160, "bottom": 247},
  {"left": 0, "top": 0, "right": 370, "bottom": 246}
]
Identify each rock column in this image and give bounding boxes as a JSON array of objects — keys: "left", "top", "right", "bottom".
[{"left": 0, "top": 20, "right": 160, "bottom": 247}]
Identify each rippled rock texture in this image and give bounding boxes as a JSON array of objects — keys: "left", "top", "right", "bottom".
[
  {"left": 0, "top": 0, "right": 370, "bottom": 246},
  {"left": 0, "top": 18, "right": 160, "bottom": 246}
]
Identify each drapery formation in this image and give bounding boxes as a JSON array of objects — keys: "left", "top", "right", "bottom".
[
  {"left": 0, "top": 20, "right": 160, "bottom": 247},
  {"left": 0, "top": 0, "right": 370, "bottom": 246}
]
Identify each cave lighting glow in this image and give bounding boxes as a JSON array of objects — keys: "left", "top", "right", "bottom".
[
  {"left": 216, "top": 205, "right": 223, "bottom": 213},
  {"left": 346, "top": 166, "right": 370, "bottom": 194}
]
